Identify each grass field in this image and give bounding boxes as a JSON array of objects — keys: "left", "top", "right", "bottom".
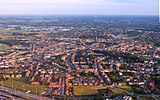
[
  {"left": 110, "top": 87, "right": 128, "bottom": 98},
  {"left": 1, "top": 78, "right": 47, "bottom": 94},
  {"left": 0, "top": 44, "right": 10, "bottom": 51},
  {"left": 0, "top": 30, "right": 29, "bottom": 37},
  {"left": 0, "top": 29, "right": 45, "bottom": 38},
  {"left": 73, "top": 85, "right": 129, "bottom": 96},
  {"left": 0, "top": 30, "right": 10, "bottom": 36},
  {"left": 73, "top": 86, "right": 109, "bottom": 96},
  {"left": 117, "top": 85, "right": 133, "bottom": 92}
]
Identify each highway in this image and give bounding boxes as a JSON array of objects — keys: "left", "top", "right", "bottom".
[
  {"left": 0, "top": 86, "right": 53, "bottom": 100},
  {"left": 0, "top": 90, "right": 22, "bottom": 100}
]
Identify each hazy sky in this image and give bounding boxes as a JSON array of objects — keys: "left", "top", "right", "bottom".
[{"left": 0, "top": 0, "right": 158, "bottom": 15}]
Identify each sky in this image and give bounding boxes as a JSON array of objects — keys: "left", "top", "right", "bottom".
[{"left": 0, "top": 0, "right": 158, "bottom": 15}]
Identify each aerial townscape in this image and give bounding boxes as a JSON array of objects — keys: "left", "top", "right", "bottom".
[{"left": 0, "top": 16, "right": 159, "bottom": 100}]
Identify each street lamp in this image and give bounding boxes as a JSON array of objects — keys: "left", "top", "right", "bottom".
[
  {"left": 11, "top": 81, "right": 13, "bottom": 88},
  {"left": 14, "top": 88, "right": 16, "bottom": 95},
  {"left": 23, "top": 84, "right": 25, "bottom": 92},
  {"left": 1, "top": 81, "right": 3, "bottom": 90},
  {"left": 36, "top": 88, "right": 37, "bottom": 95}
]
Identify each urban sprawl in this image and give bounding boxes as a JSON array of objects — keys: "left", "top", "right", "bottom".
[{"left": 0, "top": 16, "right": 159, "bottom": 100}]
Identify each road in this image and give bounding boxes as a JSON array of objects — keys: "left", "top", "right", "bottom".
[
  {"left": 61, "top": 77, "right": 66, "bottom": 95},
  {"left": 66, "top": 52, "right": 77, "bottom": 70},
  {"left": 27, "top": 62, "right": 38, "bottom": 81},
  {"left": 0, "top": 90, "right": 23, "bottom": 100},
  {"left": 0, "top": 86, "right": 53, "bottom": 100},
  {"left": 94, "top": 58, "right": 109, "bottom": 85}
]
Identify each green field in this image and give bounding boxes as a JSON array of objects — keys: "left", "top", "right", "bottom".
[
  {"left": 110, "top": 87, "right": 128, "bottom": 98},
  {"left": 0, "top": 30, "right": 30, "bottom": 38},
  {"left": 73, "top": 86, "right": 129, "bottom": 96},
  {"left": 0, "top": 44, "right": 10, "bottom": 51},
  {"left": 117, "top": 85, "right": 133, "bottom": 92},
  {"left": 1, "top": 78, "right": 47, "bottom": 94},
  {"left": 73, "top": 86, "right": 109, "bottom": 96}
]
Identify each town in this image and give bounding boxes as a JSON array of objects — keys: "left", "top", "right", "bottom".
[{"left": 0, "top": 16, "right": 159, "bottom": 100}]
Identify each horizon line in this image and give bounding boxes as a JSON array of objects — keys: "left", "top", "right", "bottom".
[{"left": 0, "top": 14, "right": 158, "bottom": 17}]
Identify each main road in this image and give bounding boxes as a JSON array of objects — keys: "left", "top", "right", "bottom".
[{"left": 0, "top": 86, "right": 54, "bottom": 100}]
